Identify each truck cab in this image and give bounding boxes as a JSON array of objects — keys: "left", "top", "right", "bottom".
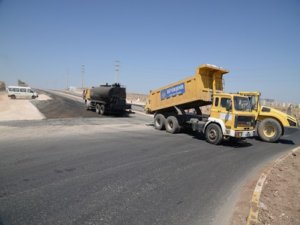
[
  {"left": 238, "top": 91, "right": 298, "bottom": 142},
  {"left": 209, "top": 93, "right": 255, "bottom": 138},
  {"left": 193, "top": 93, "right": 255, "bottom": 144}
]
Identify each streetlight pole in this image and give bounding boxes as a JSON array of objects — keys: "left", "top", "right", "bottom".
[
  {"left": 115, "top": 60, "right": 120, "bottom": 83},
  {"left": 81, "top": 64, "right": 85, "bottom": 89},
  {"left": 66, "top": 69, "right": 70, "bottom": 89}
]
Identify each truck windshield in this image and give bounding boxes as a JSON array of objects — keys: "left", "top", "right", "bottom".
[
  {"left": 249, "top": 96, "right": 257, "bottom": 110},
  {"left": 234, "top": 96, "right": 251, "bottom": 112}
]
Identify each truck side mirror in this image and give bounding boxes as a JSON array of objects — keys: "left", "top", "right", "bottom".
[
  {"left": 226, "top": 105, "right": 230, "bottom": 111},
  {"left": 226, "top": 102, "right": 232, "bottom": 111}
]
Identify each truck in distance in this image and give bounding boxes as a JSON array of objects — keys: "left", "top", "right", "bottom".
[
  {"left": 83, "top": 83, "right": 131, "bottom": 115},
  {"left": 238, "top": 91, "right": 298, "bottom": 142},
  {"left": 145, "top": 64, "right": 256, "bottom": 145}
]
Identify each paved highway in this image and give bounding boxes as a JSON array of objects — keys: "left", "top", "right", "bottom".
[{"left": 0, "top": 91, "right": 299, "bottom": 225}]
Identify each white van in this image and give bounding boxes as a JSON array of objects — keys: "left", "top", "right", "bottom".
[{"left": 7, "top": 86, "right": 39, "bottom": 99}]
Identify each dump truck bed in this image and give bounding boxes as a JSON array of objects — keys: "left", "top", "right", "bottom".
[{"left": 145, "top": 64, "right": 229, "bottom": 113}]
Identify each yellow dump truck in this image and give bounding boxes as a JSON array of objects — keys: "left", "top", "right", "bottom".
[
  {"left": 145, "top": 64, "right": 256, "bottom": 145},
  {"left": 238, "top": 92, "right": 298, "bottom": 142}
]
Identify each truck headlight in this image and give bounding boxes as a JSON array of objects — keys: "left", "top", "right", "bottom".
[{"left": 288, "top": 119, "right": 297, "bottom": 127}]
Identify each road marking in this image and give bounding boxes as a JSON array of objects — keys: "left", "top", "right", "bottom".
[{"left": 246, "top": 145, "right": 300, "bottom": 225}]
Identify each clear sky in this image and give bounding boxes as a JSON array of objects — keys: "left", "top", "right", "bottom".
[{"left": 0, "top": 0, "right": 299, "bottom": 103}]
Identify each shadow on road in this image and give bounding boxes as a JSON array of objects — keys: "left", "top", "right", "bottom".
[
  {"left": 277, "top": 139, "right": 295, "bottom": 145},
  {"left": 251, "top": 137, "right": 295, "bottom": 145},
  {"left": 0, "top": 216, "right": 4, "bottom": 225},
  {"left": 184, "top": 130, "right": 253, "bottom": 148}
]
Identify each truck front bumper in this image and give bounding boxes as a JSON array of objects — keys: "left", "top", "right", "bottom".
[{"left": 226, "top": 129, "right": 255, "bottom": 138}]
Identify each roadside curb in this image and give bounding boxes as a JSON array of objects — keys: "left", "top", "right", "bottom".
[{"left": 246, "top": 145, "right": 300, "bottom": 225}]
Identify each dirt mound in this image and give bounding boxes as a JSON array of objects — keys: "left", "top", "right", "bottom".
[
  {"left": 0, "top": 93, "right": 48, "bottom": 121},
  {"left": 257, "top": 150, "right": 300, "bottom": 225}
]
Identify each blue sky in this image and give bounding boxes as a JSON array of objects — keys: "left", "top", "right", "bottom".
[{"left": 0, "top": 0, "right": 299, "bottom": 103}]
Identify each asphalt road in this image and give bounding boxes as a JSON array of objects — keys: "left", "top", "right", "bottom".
[{"left": 0, "top": 91, "right": 299, "bottom": 225}]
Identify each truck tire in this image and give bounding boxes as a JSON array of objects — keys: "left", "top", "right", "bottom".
[
  {"left": 205, "top": 123, "right": 223, "bottom": 145},
  {"left": 257, "top": 118, "right": 282, "bottom": 143},
  {"left": 96, "top": 104, "right": 101, "bottom": 114},
  {"left": 11, "top": 95, "right": 16, "bottom": 99},
  {"left": 99, "top": 104, "right": 106, "bottom": 115},
  {"left": 154, "top": 114, "right": 165, "bottom": 130},
  {"left": 165, "top": 116, "right": 180, "bottom": 134}
]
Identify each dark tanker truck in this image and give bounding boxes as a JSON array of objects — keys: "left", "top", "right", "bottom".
[{"left": 83, "top": 83, "right": 131, "bottom": 115}]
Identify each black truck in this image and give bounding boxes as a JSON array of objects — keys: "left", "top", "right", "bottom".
[{"left": 83, "top": 83, "right": 131, "bottom": 115}]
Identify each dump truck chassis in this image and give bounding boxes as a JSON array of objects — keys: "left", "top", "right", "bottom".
[{"left": 154, "top": 107, "right": 254, "bottom": 145}]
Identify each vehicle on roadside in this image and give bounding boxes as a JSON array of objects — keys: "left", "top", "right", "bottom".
[
  {"left": 238, "top": 91, "right": 299, "bottom": 142},
  {"left": 83, "top": 83, "right": 131, "bottom": 115},
  {"left": 145, "top": 64, "right": 256, "bottom": 145},
  {"left": 7, "top": 86, "right": 38, "bottom": 99}
]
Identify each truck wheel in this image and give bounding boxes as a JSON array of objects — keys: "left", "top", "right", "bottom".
[
  {"left": 96, "top": 104, "right": 101, "bottom": 114},
  {"left": 32, "top": 96, "right": 36, "bottom": 99},
  {"left": 99, "top": 105, "right": 106, "bottom": 115},
  {"left": 257, "top": 118, "right": 282, "bottom": 142},
  {"left": 165, "top": 116, "right": 180, "bottom": 134},
  {"left": 11, "top": 95, "right": 16, "bottom": 99},
  {"left": 205, "top": 123, "right": 223, "bottom": 145},
  {"left": 154, "top": 114, "right": 165, "bottom": 130}
]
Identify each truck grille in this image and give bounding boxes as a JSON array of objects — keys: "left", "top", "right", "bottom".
[{"left": 234, "top": 116, "right": 255, "bottom": 128}]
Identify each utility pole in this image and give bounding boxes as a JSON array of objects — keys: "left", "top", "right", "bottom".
[
  {"left": 66, "top": 69, "right": 70, "bottom": 89},
  {"left": 81, "top": 64, "right": 85, "bottom": 89},
  {"left": 115, "top": 60, "right": 120, "bottom": 83}
]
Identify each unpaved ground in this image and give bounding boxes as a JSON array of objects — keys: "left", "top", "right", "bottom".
[
  {"left": 0, "top": 93, "right": 50, "bottom": 121},
  {"left": 257, "top": 149, "right": 300, "bottom": 225},
  {"left": 230, "top": 148, "right": 300, "bottom": 225}
]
